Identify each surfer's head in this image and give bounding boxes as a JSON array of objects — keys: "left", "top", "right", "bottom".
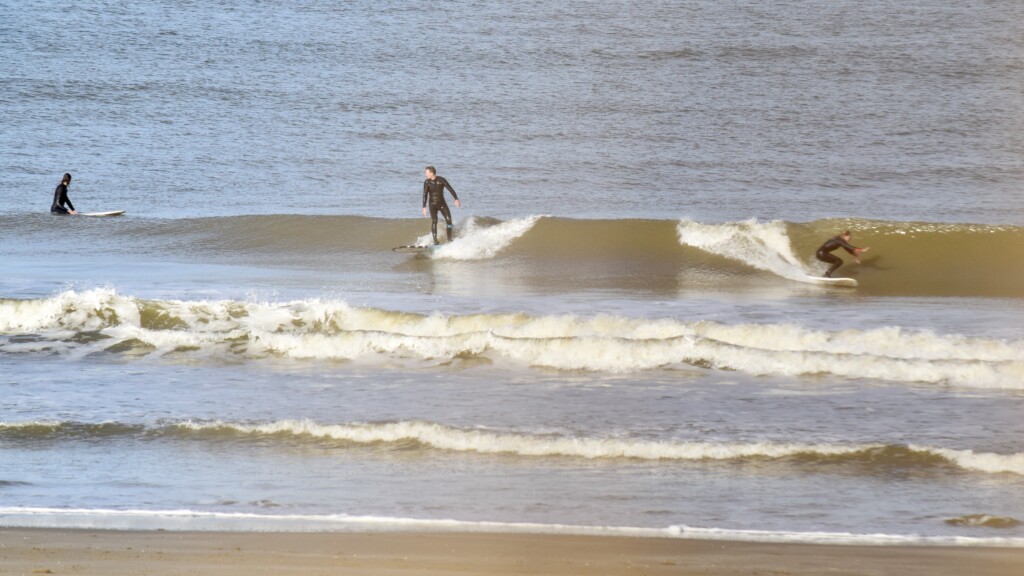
[
  {"left": 62, "top": 173, "right": 71, "bottom": 185},
  {"left": 425, "top": 166, "right": 436, "bottom": 180},
  {"left": 841, "top": 230, "right": 851, "bottom": 240}
]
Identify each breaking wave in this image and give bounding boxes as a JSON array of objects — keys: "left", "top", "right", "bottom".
[
  {"left": 2, "top": 419, "right": 1022, "bottom": 475},
  {"left": 2, "top": 214, "right": 1021, "bottom": 296},
  {"left": 2, "top": 289, "right": 1023, "bottom": 388},
  {"left": 945, "top": 514, "right": 1022, "bottom": 529},
  {"left": 420, "top": 215, "right": 543, "bottom": 260},
  {"left": 677, "top": 219, "right": 809, "bottom": 281}
]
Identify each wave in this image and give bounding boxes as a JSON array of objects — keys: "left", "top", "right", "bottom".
[
  {"left": 676, "top": 218, "right": 1024, "bottom": 295},
  {"left": 945, "top": 514, "right": 1022, "bottom": 529},
  {"left": 677, "top": 219, "right": 810, "bottom": 282},
  {"left": 2, "top": 289, "right": 1023, "bottom": 388},
  {"left": 3, "top": 214, "right": 1021, "bottom": 297},
  {"left": 2, "top": 507, "right": 1023, "bottom": 546},
  {"left": 3, "top": 419, "right": 1022, "bottom": 476},
  {"left": 419, "top": 215, "right": 542, "bottom": 260}
]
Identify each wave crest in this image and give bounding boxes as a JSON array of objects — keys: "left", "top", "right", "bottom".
[
  {"left": 3, "top": 289, "right": 1024, "bottom": 388},
  {"left": 6, "top": 418, "right": 1018, "bottom": 475}
]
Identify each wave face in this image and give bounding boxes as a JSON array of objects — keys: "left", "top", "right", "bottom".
[
  {"left": 2, "top": 289, "right": 1023, "bottom": 389},
  {"left": 3, "top": 419, "right": 1022, "bottom": 476},
  {"left": 678, "top": 218, "right": 1024, "bottom": 295},
  {"left": 2, "top": 215, "right": 1021, "bottom": 297}
]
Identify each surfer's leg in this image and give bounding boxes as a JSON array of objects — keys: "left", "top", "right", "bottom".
[
  {"left": 826, "top": 259, "right": 843, "bottom": 277},
  {"left": 50, "top": 206, "right": 69, "bottom": 215},
  {"left": 816, "top": 251, "right": 843, "bottom": 277},
  {"left": 440, "top": 203, "right": 454, "bottom": 241},
  {"left": 429, "top": 205, "right": 441, "bottom": 244}
]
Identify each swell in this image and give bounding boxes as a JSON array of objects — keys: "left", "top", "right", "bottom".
[
  {"left": 2, "top": 419, "right": 1021, "bottom": 476},
  {"left": 2, "top": 289, "right": 1022, "bottom": 389},
  {"left": 2, "top": 215, "right": 1020, "bottom": 296}
]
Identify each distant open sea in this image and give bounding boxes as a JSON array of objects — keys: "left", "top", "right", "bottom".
[{"left": 1, "top": 0, "right": 1023, "bottom": 545}]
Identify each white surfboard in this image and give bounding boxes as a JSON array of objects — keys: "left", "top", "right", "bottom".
[
  {"left": 79, "top": 210, "right": 125, "bottom": 217},
  {"left": 392, "top": 244, "right": 436, "bottom": 254},
  {"left": 803, "top": 275, "right": 857, "bottom": 287}
]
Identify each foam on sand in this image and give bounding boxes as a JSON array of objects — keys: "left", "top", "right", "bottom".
[{"left": 1, "top": 506, "right": 1023, "bottom": 546}]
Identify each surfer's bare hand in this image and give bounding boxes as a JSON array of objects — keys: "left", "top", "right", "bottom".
[
  {"left": 454, "top": 199, "right": 461, "bottom": 208},
  {"left": 422, "top": 207, "right": 427, "bottom": 217}
]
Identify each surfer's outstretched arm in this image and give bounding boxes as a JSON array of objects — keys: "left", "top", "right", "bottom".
[{"left": 835, "top": 237, "right": 869, "bottom": 263}]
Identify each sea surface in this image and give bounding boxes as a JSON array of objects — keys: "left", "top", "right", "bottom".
[{"left": 1, "top": 0, "right": 1023, "bottom": 546}]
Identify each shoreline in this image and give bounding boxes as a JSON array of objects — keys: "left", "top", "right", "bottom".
[{"left": 1, "top": 528, "right": 1022, "bottom": 576}]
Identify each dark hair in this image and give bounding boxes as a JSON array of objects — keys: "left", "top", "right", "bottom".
[
  {"left": 425, "top": 166, "right": 436, "bottom": 175},
  {"left": 62, "top": 173, "right": 72, "bottom": 185},
  {"left": 842, "top": 230, "right": 851, "bottom": 237}
]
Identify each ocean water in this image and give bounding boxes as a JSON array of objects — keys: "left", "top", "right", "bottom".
[{"left": 2, "top": 0, "right": 1024, "bottom": 545}]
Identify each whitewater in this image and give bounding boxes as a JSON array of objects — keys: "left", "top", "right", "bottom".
[{"left": 3, "top": 288, "right": 1023, "bottom": 389}]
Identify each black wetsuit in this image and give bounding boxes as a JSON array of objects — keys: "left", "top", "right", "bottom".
[
  {"left": 422, "top": 176, "right": 458, "bottom": 243},
  {"left": 816, "top": 236, "right": 857, "bottom": 277},
  {"left": 51, "top": 183, "right": 74, "bottom": 214}
]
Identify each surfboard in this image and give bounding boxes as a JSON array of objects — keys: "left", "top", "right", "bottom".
[
  {"left": 80, "top": 210, "right": 126, "bottom": 217},
  {"left": 392, "top": 244, "right": 436, "bottom": 253},
  {"left": 803, "top": 275, "right": 857, "bottom": 287}
]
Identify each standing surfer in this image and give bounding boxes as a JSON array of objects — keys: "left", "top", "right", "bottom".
[
  {"left": 815, "top": 231, "right": 868, "bottom": 277},
  {"left": 421, "top": 166, "right": 461, "bottom": 244},
  {"left": 51, "top": 173, "right": 77, "bottom": 215}
]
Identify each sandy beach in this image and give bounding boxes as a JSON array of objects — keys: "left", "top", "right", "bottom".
[{"left": 0, "top": 529, "right": 1021, "bottom": 576}]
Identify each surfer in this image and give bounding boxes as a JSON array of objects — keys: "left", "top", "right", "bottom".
[
  {"left": 815, "top": 231, "right": 869, "bottom": 277},
  {"left": 421, "top": 166, "right": 461, "bottom": 244},
  {"left": 50, "top": 173, "right": 77, "bottom": 215}
]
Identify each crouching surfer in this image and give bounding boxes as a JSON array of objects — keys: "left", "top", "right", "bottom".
[{"left": 815, "top": 231, "right": 869, "bottom": 277}]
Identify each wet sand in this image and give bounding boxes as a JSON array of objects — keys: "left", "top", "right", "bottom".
[{"left": 1, "top": 529, "right": 1022, "bottom": 576}]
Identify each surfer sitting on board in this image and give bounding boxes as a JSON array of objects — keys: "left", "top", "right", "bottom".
[
  {"left": 421, "top": 166, "right": 461, "bottom": 244},
  {"left": 815, "top": 231, "right": 868, "bottom": 277},
  {"left": 50, "top": 173, "right": 77, "bottom": 215}
]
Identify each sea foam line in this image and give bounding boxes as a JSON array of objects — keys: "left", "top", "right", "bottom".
[
  {"left": 9, "top": 288, "right": 1019, "bottom": 362},
  {"left": 1, "top": 507, "right": 1022, "bottom": 547},
  {"left": 3, "top": 288, "right": 1024, "bottom": 388},
  {"left": 3, "top": 418, "right": 1022, "bottom": 475},
  {"left": 172, "top": 419, "right": 1024, "bottom": 475}
]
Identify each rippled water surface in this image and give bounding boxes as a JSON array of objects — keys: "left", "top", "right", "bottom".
[{"left": 2, "top": 0, "right": 1023, "bottom": 543}]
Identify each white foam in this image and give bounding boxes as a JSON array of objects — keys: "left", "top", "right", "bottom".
[
  {"left": 425, "top": 215, "right": 542, "bottom": 260},
  {"left": 172, "top": 419, "right": 1024, "bottom": 475},
  {"left": 676, "top": 218, "right": 819, "bottom": 281},
  {"left": 919, "top": 445, "right": 1024, "bottom": 475},
  {"left": 4, "top": 289, "right": 1024, "bottom": 389},
  {"left": 1, "top": 507, "right": 1021, "bottom": 547}
]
